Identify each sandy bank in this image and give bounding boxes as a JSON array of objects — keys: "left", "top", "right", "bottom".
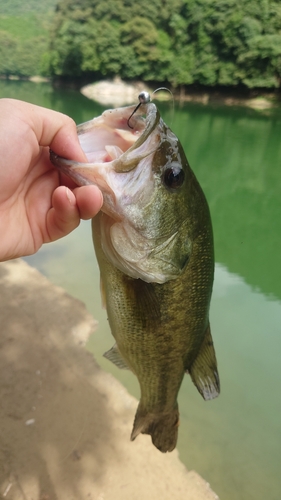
[
  {"left": 81, "top": 77, "right": 151, "bottom": 106},
  {"left": 81, "top": 77, "right": 279, "bottom": 110},
  {"left": 0, "top": 259, "right": 218, "bottom": 500}
]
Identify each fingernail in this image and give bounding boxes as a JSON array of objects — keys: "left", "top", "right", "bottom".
[
  {"left": 97, "top": 189, "right": 103, "bottom": 209},
  {"left": 65, "top": 187, "right": 76, "bottom": 205}
]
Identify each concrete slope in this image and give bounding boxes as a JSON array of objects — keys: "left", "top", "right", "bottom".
[{"left": 0, "top": 259, "right": 218, "bottom": 500}]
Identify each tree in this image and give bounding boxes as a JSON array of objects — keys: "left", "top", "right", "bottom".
[{"left": 46, "top": 0, "right": 281, "bottom": 88}]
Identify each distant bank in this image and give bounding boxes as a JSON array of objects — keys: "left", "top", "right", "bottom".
[{"left": 81, "top": 77, "right": 280, "bottom": 110}]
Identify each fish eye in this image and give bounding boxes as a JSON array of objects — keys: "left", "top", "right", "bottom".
[{"left": 163, "top": 164, "right": 185, "bottom": 190}]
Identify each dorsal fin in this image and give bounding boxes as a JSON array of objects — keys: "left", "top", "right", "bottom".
[{"left": 188, "top": 323, "right": 220, "bottom": 400}]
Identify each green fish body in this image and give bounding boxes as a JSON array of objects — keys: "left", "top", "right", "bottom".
[{"left": 50, "top": 99, "right": 220, "bottom": 452}]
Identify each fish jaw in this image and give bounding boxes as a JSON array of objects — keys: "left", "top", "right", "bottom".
[{"left": 50, "top": 102, "right": 159, "bottom": 220}]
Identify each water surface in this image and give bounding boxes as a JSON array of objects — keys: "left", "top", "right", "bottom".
[{"left": 1, "top": 80, "right": 281, "bottom": 500}]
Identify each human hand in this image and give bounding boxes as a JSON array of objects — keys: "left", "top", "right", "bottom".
[{"left": 0, "top": 98, "right": 103, "bottom": 261}]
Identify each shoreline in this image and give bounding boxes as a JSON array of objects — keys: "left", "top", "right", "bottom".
[
  {"left": 1, "top": 74, "right": 279, "bottom": 110},
  {"left": 81, "top": 77, "right": 280, "bottom": 110}
]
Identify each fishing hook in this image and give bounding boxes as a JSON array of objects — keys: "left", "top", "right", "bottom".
[{"left": 127, "top": 91, "right": 151, "bottom": 129}]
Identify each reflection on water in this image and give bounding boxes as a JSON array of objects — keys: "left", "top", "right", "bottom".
[
  {"left": 1, "top": 81, "right": 281, "bottom": 500},
  {"left": 158, "top": 101, "right": 281, "bottom": 302}
]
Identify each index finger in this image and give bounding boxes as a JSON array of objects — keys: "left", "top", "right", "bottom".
[{"left": 2, "top": 98, "right": 88, "bottom": 163}]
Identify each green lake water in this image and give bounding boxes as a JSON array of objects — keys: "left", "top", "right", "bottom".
[{"left": 1, "top": 80, "right": 280, "bottom": 499}]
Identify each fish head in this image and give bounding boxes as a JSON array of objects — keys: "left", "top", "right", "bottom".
[{"left": 50, "top": 101, "right": 196, "bottom": 284}]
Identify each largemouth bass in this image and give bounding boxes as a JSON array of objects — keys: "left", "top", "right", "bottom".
[{"left": 50, "top": 94, "right": 220, "bottom": 453}]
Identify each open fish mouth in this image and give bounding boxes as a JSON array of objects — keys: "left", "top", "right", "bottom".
[
  {"left": 50, "top": 94, "right": 160, "bottom": 194},
  {"left": 50, "top": 94, "right": 192, "bottom": 284}
]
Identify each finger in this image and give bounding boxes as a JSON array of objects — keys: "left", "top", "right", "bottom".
[
  {"left": 45, "top": 185, "right": 103, "bottom": 242},
  {"left": 3, "top": 99, "right": 88, "bottom": 163},
  {"left": 73, "top": 185, "right": 103, "bottom": 220},
  {"left": 37, "top": 108, "right": 88, "bottom": 162},
  {"left": 46, "top": 186, "right": 81, "bottom": 242}
]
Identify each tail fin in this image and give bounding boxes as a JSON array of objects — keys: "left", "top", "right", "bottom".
[{"left": 130, "top": 404, "right": 179, "bottom": 453}]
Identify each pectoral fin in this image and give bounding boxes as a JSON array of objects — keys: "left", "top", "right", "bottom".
[
  {"left": 103, "top": 344, "right": 130, "bottom": 370},
  {"left": 133, "top": 279, "right": 161, "bottom": 327},
  {"left": 188, "top": 323, "right": 220, "bottom": 401}
]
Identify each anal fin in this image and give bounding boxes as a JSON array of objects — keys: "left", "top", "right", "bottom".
[
  {"left": 103, "top": 343, "right": 130, "bottom": 370},
  {"left": 189, "top": 323, "right": 220, "bottom": 400}
]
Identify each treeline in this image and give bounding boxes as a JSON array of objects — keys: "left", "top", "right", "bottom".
[{"left": 1, "top": 0, "right": 281, "bottom": 89}]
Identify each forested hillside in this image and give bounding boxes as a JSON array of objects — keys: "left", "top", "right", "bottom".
[
  {"left": 1, "top": 0, "right": 281, "bottom": 89},
  {"left": 0, "top": 0, "right": 56, "bottom": 77}
]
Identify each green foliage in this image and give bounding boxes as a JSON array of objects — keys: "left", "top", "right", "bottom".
[
  {"left": 1, "top": 0, "right": 281, "bottom": 88},
  {"left": 47, "top": 0, "right": 281, "bottom": 88},
  {"left": 0, "top": 1, "right": 56, "bottom": 77},
  {"left": 0, "top": 29, "right": 48, "bottom": 77},
  {"left": 0, "top": 14, "right": 49, "bottom": 40}
]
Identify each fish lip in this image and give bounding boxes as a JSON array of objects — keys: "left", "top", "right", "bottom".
[
  {"left": 50, "top": 149, "right": 116, "bottom": 205},
  {"left": 49, "top": 151, "right": 94, "bottom": 186}
]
